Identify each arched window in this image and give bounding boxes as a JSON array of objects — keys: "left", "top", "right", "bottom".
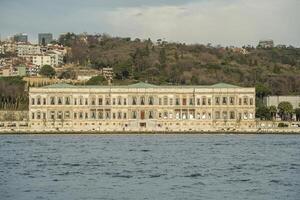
[
  {"left": 149, "top": 97, "right": 154, "bottom": 105},
  {"left": 37, "top": 97, "right": 41, "bottom": 105},
  {"left": 132, "top": 97, "right": 137, "bottom": 105},
  {"left": 57, "top": 97, "right": 63, "bottom": 105},
  {"left": 140, "top": 97, "right": 145, "bottom": 105},
  {"left": 65, "top": 97, "right": 70, "bottom": 105},
  {"left": 230, "top": 111, "right": 235, "bottom": 119},
  {"left": 149, "top": 111, "right": 154, "bottom": 119}
]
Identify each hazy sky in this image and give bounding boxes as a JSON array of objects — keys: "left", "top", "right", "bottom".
[{"left": 0, "top": 0, "right": 299, "bottom": 46}]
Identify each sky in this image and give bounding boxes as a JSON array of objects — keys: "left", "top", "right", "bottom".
[{"left": 0, "top": 0, "right": 299, "bottom": 47}]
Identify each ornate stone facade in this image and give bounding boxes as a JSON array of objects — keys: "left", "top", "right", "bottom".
[{"left": 29, "top": 82, "right": 256, "bottom": 132}]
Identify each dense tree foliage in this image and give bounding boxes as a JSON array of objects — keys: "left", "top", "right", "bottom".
[
  {"left": 86, "top": 76, "right": 107, "bottom": 85},
  {"left": 39, "top": 65, "right": 56, "bottom": 78},
  {"left": 58, "top": 33, "right": 300, "bottom": 95},
  {"left": 278, "top": 102, "right": 294, "bottom": 121},
  {"left": 0, "top": 77, "right": 28, "bottom": 110}
]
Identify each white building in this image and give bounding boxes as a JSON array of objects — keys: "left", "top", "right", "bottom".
[
  {"left": 47, "top": 50, "right": 64, "bottom": 67},
  {"left": 264, "top": 96, "right": 300, "bottom": 109},
  {"left": 29, "top": 82, "right": 256, "bottom": 132},
  {"left": 0, "top": 45, "right": 4, "bottom": 54},
  {"left": 17, "top": 44, "right": 41, "bottom": 57},
  {"left": 32, "top": 55, "right": 52, "bottom": 67}
]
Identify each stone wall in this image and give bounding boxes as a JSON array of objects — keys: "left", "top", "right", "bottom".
[{"left": 0, "top": 111, "right": 28, "bottom": 121}]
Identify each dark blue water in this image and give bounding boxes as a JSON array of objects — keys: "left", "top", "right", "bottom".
[{"left": 0, "top": 134, "right": 300, "bottom": 200}]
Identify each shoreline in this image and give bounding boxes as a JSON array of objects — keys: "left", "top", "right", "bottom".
[{"left": 1, "top": 130, "right": 300, "bottom": 135}]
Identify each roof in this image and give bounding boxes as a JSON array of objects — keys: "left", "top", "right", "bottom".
[
  {"left": 210, "top": 83, "right": 240, "bottom": 88},
  {"left": 43, "top": 83, "right": 76, "bottom": 88},
  {"left": 41, "top": 82, "right": 242, "bottom": 89},
  {"left": 128, "top": 82, "right": 159, "bottom": 88}
]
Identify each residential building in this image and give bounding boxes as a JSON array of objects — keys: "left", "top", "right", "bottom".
[
  {"left": 16, "top": 44, "right": 41, "bottom": 57},
  {"left": 29, "top": 82, "right": 256, "bottom": 132},
  {"left": 38, "top": 33, "right": 53, "bottom": 46},
  {"left": 32, "top": 55, "right": 51, "bottom": 67}
]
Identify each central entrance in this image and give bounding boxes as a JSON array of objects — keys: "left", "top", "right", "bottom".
[{"left": 140, "top": 110, "right": 145, "bottom": 120}]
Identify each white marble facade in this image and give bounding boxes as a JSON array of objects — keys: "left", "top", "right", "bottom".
[{"left": 29, "top": 82, "right": 256, "bottom": 132}]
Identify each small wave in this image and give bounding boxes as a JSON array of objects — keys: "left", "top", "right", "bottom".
[
  {"left": 140, "top": 149, "right": 151, "bottom": 152},
  {"left": 227, "top": 179, "right": 251, "bottom": 182},
  {"left": 112, "top": 174, "right": 133, "bottom": 178},
  {"left": 184, "top": 173, "right": 203, "bottom": 178},
  {"left": 61, "top": 163, "right": 80, "bottom": 167},
  {"left": 149, "top": 174, "right": 166, "bottom": 178}
]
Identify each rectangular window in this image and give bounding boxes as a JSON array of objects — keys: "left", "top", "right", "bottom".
[
  {"left": 31, "top": 98, "right": 35, "bottom": 105},
  {"left": 182, "top": 98, "right": 187, "bottom": 105},
  {"left": 98, "top": 111, "right": 103, "bottom": 119},
  {"left": 230, "top": 111, "right": 235, "bottom": 119},
  {"left": 250, "top": 98, "right": 253, "bottom": 105},
  {"left": 222, "top": 97, "right": 227, "bottom": 105},
  {"left": 189, "top": 98, "right": 193, "bottom": 105},
  {"left": 244, "top": 98, "right": 248, "bottom": 105},
  {"left": 65, "top": 111, "right": 70, "bottom": 119},
  {"left": 57, "top": 111, "right": 63, "bottom": 119},
  {"left": 163, "top": 97, "right": 168, "bottom": 105},
  {"left": 215, "top": 97, "right": 220, "bottom": 105},
  {"left": 176, "top": 98, "right": 180, "bottom": 105},
  {"left": 37, "top": 98, "right": 41, "bottom": 105},
  {"left": 50, "top": 97, "right": 55, "bottom": 105},
  {"left": 169, "top": 98, "right": 173, "bottom": 105},
  {"left": 197, "top": 98, "right": 200, "bottom": 105},
  {"left": 208, "top": 98, "right": 211, "bottom": 105},
  {"left": 50, "top": 111, "right": 55, "bottom": 119},
  {"left": 215, "top": 111, "right": 220, "bottom": 119},
  {"left": 98, "top": 98, "right": 103, "bottom": 105},
  {"left": 230, "top": 97, "right": 235, "bottom": 105}
]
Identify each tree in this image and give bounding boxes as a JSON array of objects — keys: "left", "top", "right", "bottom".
[
  {"left": 294, "top": 108, "right": 300, "bottom": 121},
  {"left": 256, "top": 105, "right": 271, "bottom": 120},
  {"left": 255, "top": 83, "right": 271, "bottom": 99},
  {"left": 86, "top": 76, "right": 106, "bottom": 85},
  {"left": 278, "top": 101, "right": 294, "bottom": 121},
  {"left": 159, "top": 48, "right": 167, "bottom": 67},
  {"left": 58, "top": 69, "right": 76, "bottom": 80},
  {"left": 39, "top": 65, "right": 56, "bottom": 78},
  {"left": 269, "top": 106, "right": 277, "bottom": 120}
]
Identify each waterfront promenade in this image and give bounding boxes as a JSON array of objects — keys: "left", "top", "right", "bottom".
[{"left": 0, "top": 120, "right": 300, "bottom": 134}]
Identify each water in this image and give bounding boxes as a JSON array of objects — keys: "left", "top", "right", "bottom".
[{"left": 0, "top": 134, "right": 300, "bottom": 200}]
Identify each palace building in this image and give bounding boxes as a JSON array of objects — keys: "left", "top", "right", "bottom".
[{"left": 28, "top": 82, "right": 256, "bottom": 132}]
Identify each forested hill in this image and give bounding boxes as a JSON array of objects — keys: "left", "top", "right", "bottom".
[{"left": 61, "top": 33, "right": 300, "bottom": 95}]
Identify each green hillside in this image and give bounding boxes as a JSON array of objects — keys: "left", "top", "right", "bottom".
[{"left": 60, "top": 33, "right": 300, "bottom": 95}]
